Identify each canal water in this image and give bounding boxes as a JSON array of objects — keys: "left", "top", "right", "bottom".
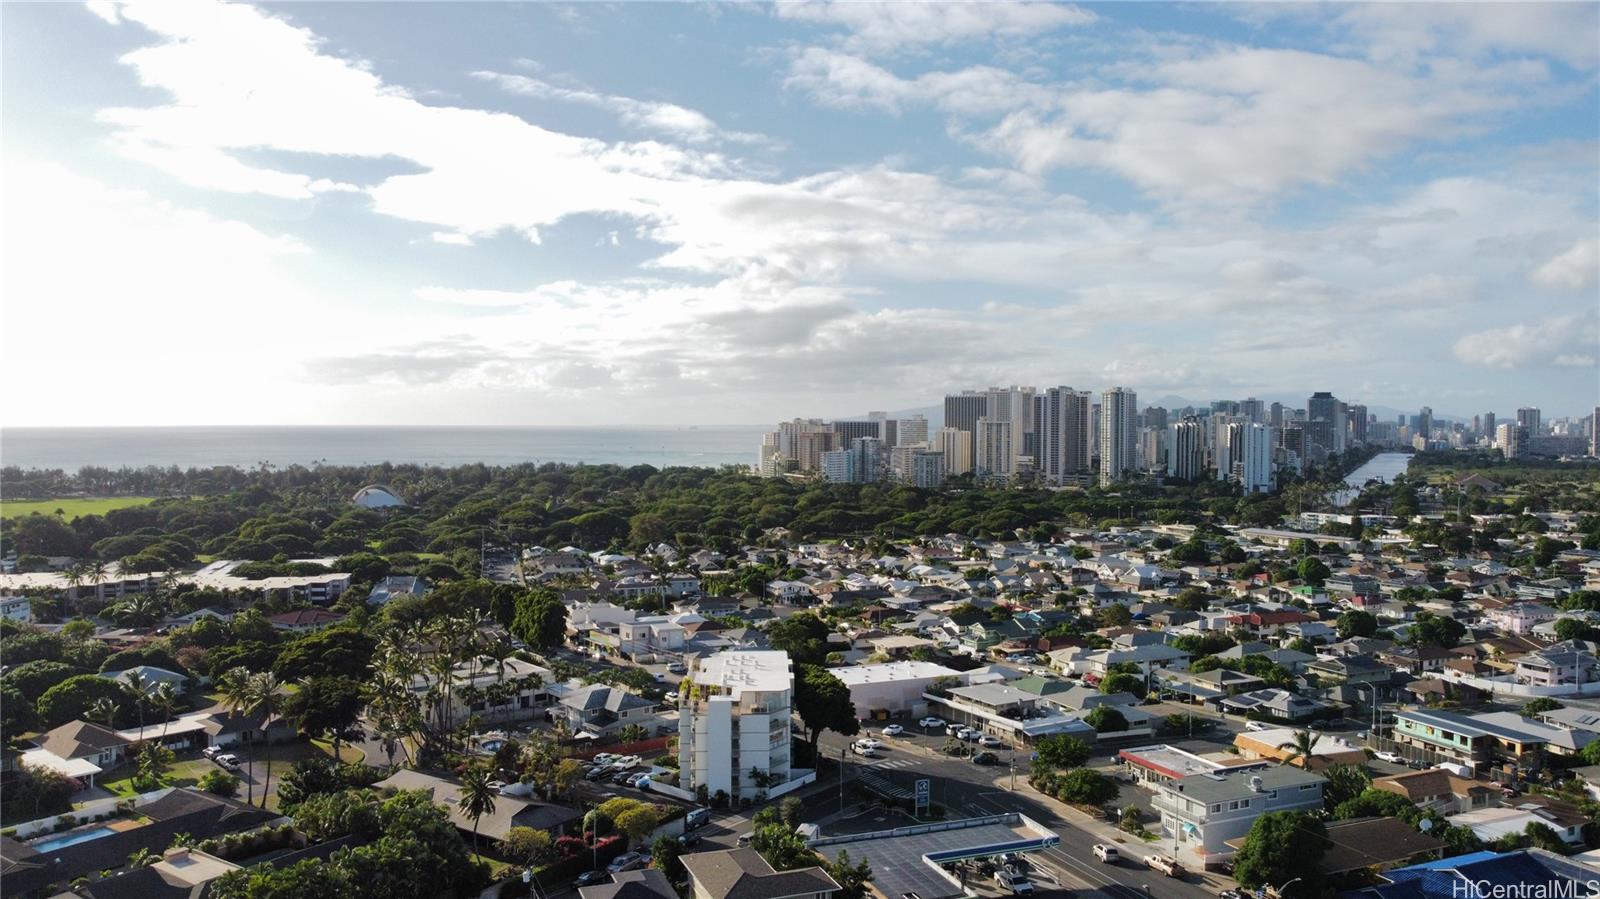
[{"left": 1333, "top": 452, "right": 1413, "bottom": 508}]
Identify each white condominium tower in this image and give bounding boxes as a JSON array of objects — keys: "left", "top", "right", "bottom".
[
  {"left": 1099, "top": 387, "right": 1138, "bottom": 486},
  {"left": 679, "top": 651, "right": 794, "bottom": 802},
  {"left": 934, "top": 427, "right": 973, "bottom": 475},
  {"left": 1231, "top": 422, "right": 1276, "bottom": 493},
  {"left": 975, "top": 418, "right": 1013, "bottom": 479},
  {"left": 1168, "top": 418, "right": 1205, "bottom": 481}
]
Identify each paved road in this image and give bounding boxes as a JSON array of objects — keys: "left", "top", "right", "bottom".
[{"left": 810, "top": 722, "right": 1227, "bottom": 899}]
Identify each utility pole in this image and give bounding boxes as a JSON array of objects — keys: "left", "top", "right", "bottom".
[{"left": 838, "top": 744, "right": 845, "bottom": 814}]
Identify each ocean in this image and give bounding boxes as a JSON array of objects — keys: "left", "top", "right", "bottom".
[{"left": 0, "top": 426, "right": 765, "bottom": 471}]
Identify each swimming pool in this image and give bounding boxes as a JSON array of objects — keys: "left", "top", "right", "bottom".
[
  {"left": 30, "top": 826, "right": 116, "bottom": 852},
  {"left": 480, "top": 739, "right": 505, "bottom": 752}
]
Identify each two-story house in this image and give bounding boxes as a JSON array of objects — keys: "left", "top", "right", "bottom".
[
  {"left": 559, "top": 684, "right": 660, "bottom": 739},
  {"left": 1152, "top": 766, "right": 1325, "bottom": 869},
  {"left": 1514, "top": 640, "right": 1600, "bottom": 687}
]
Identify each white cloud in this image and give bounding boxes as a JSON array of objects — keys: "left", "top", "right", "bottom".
[
  {"left": 1452, "top": 312, "right": 1600, "bottom": 370},
  {"left": 774, "top": 1, "right": 1095, "bottom": 53},
  {"left": 473, "top": 71, "right": 770, "bottom": 145},
  {"left": 1323, "top": 3, "right": 1600, "bottom": 70},
  {"left": 1531, "top": 238, "right": 1600, "bottom": 291},
  {"left": 430, "top": 231, "right": 473, "bottom": 246},
  {"left": 1, "top": 159, "right": 333, "bottom": 424}
]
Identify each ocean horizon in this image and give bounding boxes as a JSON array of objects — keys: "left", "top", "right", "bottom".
[{"left": 0, "top": 425, "right": 766, "bottom": 471}]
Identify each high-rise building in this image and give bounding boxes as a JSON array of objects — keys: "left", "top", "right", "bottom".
[
  {"left": 1347, "top": 403, "right": 1368, "bottom": 446},
  {"left": 832, "top": 420, "right": 881, "bottom": 444},
  {"left": 1306, "top": 392, "right": 1340, "bottom": 463},
  {"left": 975, "top": 418, "right": 1013, "bottom": 480},
  {"left": 1238, "top": 398, "right": 1264, "bottom": 423},
  {"left": 1139, "top": 427, "right": 1165, "bottom": 473},
  {"left": 757, "top": 432, "right": 782, "bottom": 477},
  {"left": 982, "top": 386, "right": 1035, "bottom": 473},
  {"left": 1168, "top": 418, "right": 1205, "bottom": 481},
  {"left": 1418, "top": 407, "right": 1433, "bottom": 441},
  {"left": 1099, "top": 387, "right": 1139, "bottom": 486},
  {"left": 867, "top": 411, "right": 896, "bottom": 447},
  {"left": 1040, "top": 386, "right": 1092, "bottom": 485},
  {"left": 1483, "top": 412, "right": 1496, "bottom": 445},
  {"left": 777, "top": 418, "right": 829, "bottom": 464},
  {"left": 1592, "top": 407, "right": 1600, "bottom": 458},
  {"left": 909, "top": 449, "right": 945, "bottom": 489},
  {"left": 1232, "top": 422, "right": 1275, "bottom": 494},
  {"left": 791, "top": 430, "right": 835, "bottom": 473},
  {"left": 820, "top": 449, "right": 856, "bottom": 483},
  {"left": 896, "top": 415, "right": 929, "bottom": 447},
  {"left": 1213, "top": 414, "right": 1240, "bottom": 480},
  {"left": 1143, "top": 406, "right": 1170, "bottom": 430},
  {"left": 943, "top": 392, "right": 987, "bottom": 464},
  {"left": 680, "top": 651, "right": 794, "bottom": 802},
  {"left": 934, "top": 428, "right": 972, "bottom": 475},
  {"left": 1269, "top": 402, "right": 1284, "bottom": 429},
  {"left": 1517, "top": 407, "right": 1542, "bottom": 438},
  {"left": 1497, "top": 422, "right": 1522, "bottom": 459}
]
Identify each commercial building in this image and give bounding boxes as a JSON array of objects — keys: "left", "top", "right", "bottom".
[
  {"left": 680, "top": 651, "right": 800, "bottom": 802},
  {"left": 944, "top": 392, "right": 989, "bottom": 465},
  {"left": 829, "top": 661, "right": 963, "bottom": 718}
]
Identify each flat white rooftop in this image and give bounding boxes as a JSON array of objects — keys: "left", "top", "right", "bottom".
[
  {"left": 830, "top": 661, "right": 960, "bottom": 685},
  {"left": 694, "top": 650, "right": 791, "bottom": 695}
]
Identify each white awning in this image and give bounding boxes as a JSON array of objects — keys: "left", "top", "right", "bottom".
[{"left": 21, "top": 749, "right": 102, "bottom": 779}]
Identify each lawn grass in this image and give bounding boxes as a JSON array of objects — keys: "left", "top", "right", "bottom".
[
  {"left": 1, "top": 496, "right": 158, "bottom": 519},
  {"left": 99, "top": 758, "right": 215, "bottom": 800}
]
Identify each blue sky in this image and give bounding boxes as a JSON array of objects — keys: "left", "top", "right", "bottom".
[{"left": 3, "top": 1, "right": 1596, "bottom": 427}]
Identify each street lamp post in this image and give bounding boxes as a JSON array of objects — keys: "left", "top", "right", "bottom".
[{"left": 1274, "top": 876, "right": 1305, "bottom": 899}]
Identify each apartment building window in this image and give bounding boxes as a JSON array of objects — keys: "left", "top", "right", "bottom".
[
  {"left": 1211, "top": 804, "right": 1222, "bottom": 813},
  {"left": 1300, "top": 784, "right": 1318, "bottom": 792}
]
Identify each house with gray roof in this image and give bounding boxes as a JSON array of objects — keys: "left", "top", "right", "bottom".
[
  {"left": 1151, "top": 764, "right": 1324, "bottom": 869},
  {"left": 558, "top": 683, "right": 659, "bottom": 738},
  {"left": 682, "top": 847, "right": 839, "bottom": 899}
]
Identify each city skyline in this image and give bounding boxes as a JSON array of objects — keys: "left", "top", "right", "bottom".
[{"left": 3, "top": 2, "right": 1597, "bottom": 427}]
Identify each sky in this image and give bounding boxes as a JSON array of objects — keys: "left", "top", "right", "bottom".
[{"left": 2, "top": 1, "right": 1597, "bottom": 428}]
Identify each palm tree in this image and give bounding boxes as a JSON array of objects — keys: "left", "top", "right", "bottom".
[
  {"left": 64, "top": 563, "right": 85, "bottom": 615},
  {"left": 247, "top": 672, "right": 286, "bottom": 809},
  {"left": 482, "top": 632, "right": 516, "bottom": 719},
  {"left": 458, "top": 765, "right": 497, "bottom": 856},
  {"left": 219, "top": 668, "right": 257, "bottom": 806},
  {"left": 88, "top": 697, "right": 119, "bottom": 730},
  {"left": 121, "top": 670, "right": 150, "bottom": 732},
  {"left": 151, "top": 682, "right": 180, "bottom": 746},
  {"left": 87, "top": 560, "right": 109, "bottom": 601},
  {"left": 1278, "top": 728, "right": 1319, "bottom": 768}
]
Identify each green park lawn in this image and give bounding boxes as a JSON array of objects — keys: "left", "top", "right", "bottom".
[{"left": 1, "top": 496, "right": 157, "bottom": 520}]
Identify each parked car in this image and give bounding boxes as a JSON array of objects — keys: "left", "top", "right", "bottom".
[
  {"left": 585, "top": 766, "right": 611, "bottom": 780},
  {"left": 677, "top": 832, "right": 702, "bottom": 849},
  {"left": 856, "top": 739, "right": 884, "bottom": 751},
  {"left": 993, "top": 869, "right": 1034, "bottom": 894},
  {"left": 574, "top": 871, "right": 610, "bottom": 887},
  {"left": 665, "top": 691, "right": 679, "bottom": 703},
  {"left": 1373, "top": 751, "right": 1404, "bottom": 764},
  {"left": 667, "top": 662, "right": 687, "bottom": 674},
  {"left": 607, "top": 853, "right": 647, "bottom": 873},
  {"left": 961, "top": 729, "right": 981, "bottom": 742},
  {"left": 685, "top": 808, "right": 711, "bottom": 830},
  {"left": 919, "top": 717, "right": 945, "bottom": 729},
  {"left": 1244, "top": 721, "right": 1270, "bottom": 732},
  {"left": 1145, "top": 855, "right": 1183, "bottom": 877},
  {"left": 737, "top": 833, "right": 754, "bottom": 847},
  {"left": 593, "top": 753, "right": 618, "bottom": 765},
  {"left": 610, "top": 771, "right": 631, "bottom": 785},
  {"left": 1219, "top": 891, "right": 1244, "bottom": 899},
  {"left": 852, "top": 744, "right": 879, "bottom": 758},
  {"left": 215, "top": 754, "right": 241, "bottom": 770},
  {"left": 613, "top": 756, "right": 641, "bottom": 770},
  {"left": 979, "top": 735, "right": 1004, "bottom": 748},
  {"left": 972, "top": 751, "right": 999, "bottom": 765},
  {"left": 946, "top": 724, "right": 964, "bottom": 736},
  {"left": 626, "top": 773, "right": 649, "bottom": 788},
  {"left": 882, "top": 725, "right": 903, "bottom": 737},
  {"left": 201, "top": 746, "right": 222, "bottom": 760},
  {"left": 1093, "top": 844, "right": 1120, "bottom": 863}
]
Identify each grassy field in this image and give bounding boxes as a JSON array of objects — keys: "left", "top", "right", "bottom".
[{"left": 1, "top": 496, "right": 157, "bottom": 519}]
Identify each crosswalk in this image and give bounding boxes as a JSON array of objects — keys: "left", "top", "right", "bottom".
[{"left": 865, "top": 758, "right": 920, "bottom": 770}]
